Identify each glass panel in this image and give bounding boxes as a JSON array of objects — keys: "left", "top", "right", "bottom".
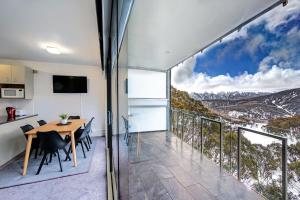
[
  {"left": 128, "top": 69, "right": 166, "bottom": 98},
  {"left": 240, "top": 130, "right": 283, "bottom": 199},
  {"left": 4, "top": 90, "right": 16, "bottom": 96},
  {"left": 129, "top": 106, "right": 167, "bottom": 132}
]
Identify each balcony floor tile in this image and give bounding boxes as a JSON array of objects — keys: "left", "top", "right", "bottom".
[{"left": 128, "top": 131, "right": 263, "bottom": 200}]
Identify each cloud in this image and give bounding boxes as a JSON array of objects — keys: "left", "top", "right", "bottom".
[
  {"left": 172, "top": 65, "right": 300, "bottom": 93},
  {"left": 259, "top": 27, "right": 300, "bottom": 71},
  {"left": 245, "top": 34, "right": 265, "bottom": 56},
  {"left": 220, "top": 0, "right": 300, "bottom": 44},
  {"left": 258, "top": 0, "right": 300, "bottom": 32},
  {"left": 171, "top": 0, "right": 300, "bottom": 93},
  {"left": 172, "top": 56, "right": 195, "bottom": 84}
]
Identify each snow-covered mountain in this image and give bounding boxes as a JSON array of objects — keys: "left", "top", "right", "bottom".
[
  {"left": 191, "top": 88, "right": 300, "bottom": 122},
  {"left": 191, "top": 91, "right": 269, "bottom": 101}
]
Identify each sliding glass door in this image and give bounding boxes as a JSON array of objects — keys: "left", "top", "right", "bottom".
[{"left": 104, "top": 0, "right": 132, "bottom": 199}]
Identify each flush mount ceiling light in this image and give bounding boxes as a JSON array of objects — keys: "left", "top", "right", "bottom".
[{"left": 46, "top": 46, "right": 61, "bottom": 54}]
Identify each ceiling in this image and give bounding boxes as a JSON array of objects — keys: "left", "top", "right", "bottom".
[
  {"left": 127, "top": 0, "right": 284, "bottom": 70},
  {"left": 0, "top": 0, "right": 101, "bottom": 66}
]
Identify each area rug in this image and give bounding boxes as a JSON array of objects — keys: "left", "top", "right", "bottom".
[{"left": 0, "top": 142, "right": 95, "bottom": 189}]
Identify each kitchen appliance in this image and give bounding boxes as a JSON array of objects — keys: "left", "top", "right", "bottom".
[
  {"left": 6, "top": 107, "right": 16, "bottom": 119},
  {"left": 1, "top": 88, "right": 25, "bottom": 98},
  {"left": 16, "top": 109, "right": 27, "bottom": 117}
]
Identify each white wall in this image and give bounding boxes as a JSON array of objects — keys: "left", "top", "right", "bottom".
[{"left": 0, "top": 59, "right": 107, "bottom": 136}]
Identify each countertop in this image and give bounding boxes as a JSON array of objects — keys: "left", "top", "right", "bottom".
[{"left": 0, "top": 114, "right": 38, "bottom": 125}]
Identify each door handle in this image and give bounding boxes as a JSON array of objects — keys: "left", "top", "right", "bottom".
[{"left": 108, "top": 111, "right": 112, "bottom": 125}]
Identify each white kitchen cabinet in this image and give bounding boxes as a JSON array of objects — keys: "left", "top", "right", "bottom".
[
  {"left": 24, "top": 67, "right": 34, "bottom": 99},
  {"left": 0, "top": 64, "right": 34, "bottom": 99},
  {"left": 11, "top": 65, "right": 25, "bottom": 84},
  {"left": 0, "top": 64, "right": 12, "bottom": 83}
]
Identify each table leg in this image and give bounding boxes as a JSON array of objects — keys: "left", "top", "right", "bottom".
[
  {"left": 70, "top": 132, "right": 77, "bottom": 167},
  {"left": 22, "top": 135, "right": 33, "bottom": 176},
  {"left": 137, "top": 132, "right": 141, "bottom": 157}
]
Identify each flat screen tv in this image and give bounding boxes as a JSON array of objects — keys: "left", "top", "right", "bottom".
[{"left": 53, "top": 75, "right": 87, "bottom": 93}]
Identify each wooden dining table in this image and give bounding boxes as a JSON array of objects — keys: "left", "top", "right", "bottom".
[{"left": 22, "top": 119, "right": 86, "bottom": 176}]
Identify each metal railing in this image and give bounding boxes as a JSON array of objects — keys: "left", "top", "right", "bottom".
[
  {"left": 237, "top": 127, "right": 287, "bottom": 200},
  {"left": 200, "top": 117, "right": 222, "bottom": 168},
  {"left": 171, "top": 108, "right": 288, "bottom": 200}
]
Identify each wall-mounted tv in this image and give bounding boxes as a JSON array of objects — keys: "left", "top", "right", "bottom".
[{"left": 53, "top": 75, "right": 87, "bottom": 93}]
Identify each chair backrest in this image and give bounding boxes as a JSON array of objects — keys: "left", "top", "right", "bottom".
[
  {"left": 37, "top": 131, "right": 66, "bottom": 152},
  {"left": 20, "top": 124, "right": 34, "bottom": 139},
  {"left": 68, "top": 115, "right": 80, "bottom": 120},
  {"left": 79, "top": 117, "right": 94, "bottom": 140},
  {"left": 122, "top": 116, "right": 129, "bottom": 130},
  {"left": 37, "top": 120, "right": 47, "bottom": 126}
]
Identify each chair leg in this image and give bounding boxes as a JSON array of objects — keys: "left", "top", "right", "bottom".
[
  {"left": 80, "top": 142, "right": 86, "bottom": 158},
  {"left": 39, "top": 149, "right": 43, "bottom": 156},
  {"left": 83, "top": 140, "right": 90, "bottom": 152},
  {"left": 126, "top": 132, "right": 130, "bottom": 146},
  {"left": 34, "top": 148, "right": 38, "bottom": 159},
  {"left": 57, "top": 151, "right": 63, "bottom": 172},
  {"left": 86, "top": 136, "right": 91, "bottom": 149},
  {"left": 87, "top": 139, "right": 91, "bottom": 149},
  {"left": 88, "top": 135, "right": 92, "bottom": 144},
  {"left": 63, "top": 147, "right": 71, "bottom": 161},
  {"left": 36, "top": 152, "right": 48, "bottom": 175},
  {"left": 65, "top": 145, "right": 72, "bottom": 161},
  {"left": 49, "top": 153, "right": 53, "bottom": 163}
]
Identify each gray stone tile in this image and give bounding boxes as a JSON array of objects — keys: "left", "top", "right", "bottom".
[
  {"left": 128, "top": 132, "right": 265, "bottom": 200},
  {"left": 129, "top": 175, "right": 145, "bottom": 195},
  {"left": 130, "top": 191, "right": 149, "bottom": 200},
  {"left": 139, "top": 170, "right": 170, "bottom": 200},
  {"left": 150, "top": 163, "right": 173, "bottom": 179},
  {"left": 161, "top": 178, "right": 194, "bottom": 200},
  {"left": 186, "top": 184, "right": 217, "bottom": 200},
  {"left": 168, "top": 166, "right": 198, "bottom": 187}
]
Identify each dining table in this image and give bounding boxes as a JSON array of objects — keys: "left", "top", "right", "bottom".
[{"left": 22, "top": 119, "right": 86, "bottom": 176}]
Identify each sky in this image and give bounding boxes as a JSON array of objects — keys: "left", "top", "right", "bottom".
[{"left": 172, "top": 0, "right": 300, "bottom": 93}]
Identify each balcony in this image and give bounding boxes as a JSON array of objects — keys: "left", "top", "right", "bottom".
[
  {"left": 126, "top": 107, "right": 290, "bottom": 200},
  {"left": 127, "top": 131, "right": 264, "bottom": 200}
]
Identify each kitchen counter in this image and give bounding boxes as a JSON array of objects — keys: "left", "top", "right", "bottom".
[
  {"left": 0, "top": 114, "right": 39, "bottom": 167},
  {"left": 0, "top": 114, "right": 38, "bottom": 125}
]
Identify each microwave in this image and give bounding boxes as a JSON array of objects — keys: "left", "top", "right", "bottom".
[{"left": 1, "top": 88, "right": 25, "bottom": 98}]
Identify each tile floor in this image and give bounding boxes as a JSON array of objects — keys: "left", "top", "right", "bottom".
[{"left": 128, "top": 131, "right": 264, "bottom": 200}]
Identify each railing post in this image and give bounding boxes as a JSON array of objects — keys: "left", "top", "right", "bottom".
[
  {"left": 200, "top": 118, "right": 203, "bottom": 154},
  {"left": 237, "top": 127, "right": 241, "bottom": 181},
  {"left": 176, "top": 111, "right": 179, "bottom": 136},
  {"left": 192, "top": 116, "right": 195, "bottom": 148},
  {"left": 219, "top": 122, "right": 222, "bottom": 169},
  {"left": 181, "top": 113, "right": 184, "bottom": 141},
  {"left": 282, "top": 138, "right": 287, "bottom": 200},
  {"left": 229, "top": 130, "right": 232, "bottom": 172}
]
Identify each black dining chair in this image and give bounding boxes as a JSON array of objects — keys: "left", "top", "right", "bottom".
[
  {"left": 37, "top": 120, "right": 47, "bottom": 126},
  {"left": 85, "top": 117, "right": 94, "bottom": 146},
  {"left": 36, "top": 131, "right": 70, "bottom": 175},
  {"left": 65, "top": 118, "right": 94, "bottom": 159},
  {"left": 20, "top": 124, "right": 40, "bottom": 159},
  {"left": 122, "top": 116, "right": 130, "bottom": 145},
  {"left": 67, "top": 116, "right": 94, "bottom": 146}
]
